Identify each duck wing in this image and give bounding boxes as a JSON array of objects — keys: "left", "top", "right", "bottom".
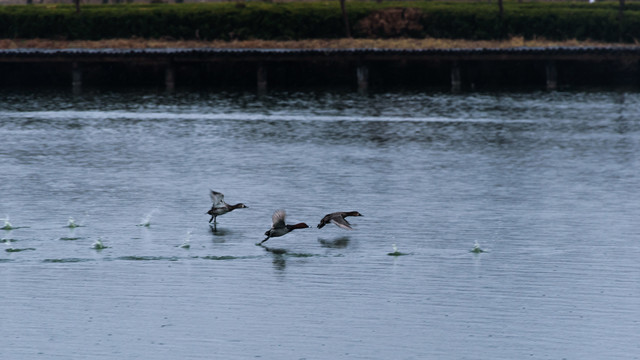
[
  {"left": 330, "top": 215, "right": 354, "bottom": 230},
  {"left": 210, "top": 190, "right": 225, "bottom": 207},
  {"left": 272, "top": 209, "right": 287, "bottom": 229}
]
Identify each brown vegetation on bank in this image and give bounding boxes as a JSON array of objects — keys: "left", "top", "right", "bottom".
[{"left": 0, "top": 37, "right": 633, "bottom": 50}]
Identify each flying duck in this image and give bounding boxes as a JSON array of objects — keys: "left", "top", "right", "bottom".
[
  {"left": 206, "top": 190, "right": 247, "bottom": 223},
  {"left": 317, "top": 211, "right": 362, "bottom": 230},
  {"left": 261, "top": 209, "right": 309, "bottom": 244}
]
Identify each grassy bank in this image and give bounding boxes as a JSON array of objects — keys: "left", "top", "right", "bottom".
[
  {"left": 0, "top": 37, "right": 633, "bottom": 50},
  {"left": 0, "top": 1, "right": 639, "bottom": 43}
]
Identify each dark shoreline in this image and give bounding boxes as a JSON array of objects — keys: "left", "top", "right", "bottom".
[{"left": 1, "top": 47, "right": 639, "bottom": 91}]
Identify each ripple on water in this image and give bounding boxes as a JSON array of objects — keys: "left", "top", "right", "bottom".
[
  {"left": 285, "top": 252, "right": 318, "bottom": 258},
  {"left": 5, "top": 248, "right": 36, "bottom": 253},
  {"left": 198, "top": 255, "right": 262, "bottom": 261},
  {"left": 116, "top": 256, "right": 180, "bottom": 261},
  {"left": 59, "top": 237, "right": 83, "bottom": 241},
  {"left": 387, "top": 251, "right": 411, "bottom": 256},
  {"left": 42, "top": 258, "right": 92, "bottom": 263}
]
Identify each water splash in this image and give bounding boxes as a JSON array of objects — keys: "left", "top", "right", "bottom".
[
  {"left": 3, "top": 234, "right": 20, "bottom": 251},
  {"left": 137, "top": 210, "right": 158, "bottom": 227},
  {"left": 1, "top": 216, "right": 13, "bottom": 230},
  {"left": 179, "top": 231, "right": 191, "bottom": 249},
  {"left": 92, "top": 238, "right": 107, "bottom": 250},
  {"left": 67, "top": 217, "right": 80, "bottom": 228},
  {"left": 387, "top": 243, "right": 409, "bottom": 256},
  {"left": 470, "top": 240, "right": 485, "bottom": 253},
  {"left": 3, "top": 237, "right": 13, "bottom": 251}
]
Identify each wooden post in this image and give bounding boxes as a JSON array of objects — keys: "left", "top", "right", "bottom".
[
  {"left": 357, "top": 64, "right": 369, "bottom": 93},
  {"left": 546, "top": 61, "right": 557, "bottom": 90},
  {"left": 257, "top": 63, "right": 267, "bottom": 93},
  {"left": 72, "top": 62, "right": 82, "bottom": 93},
  {"left": 451, "top": 61, "right": 461, "bottom": 92},
  {"left": 339, "top": 0, "right": 352, "bottom": 38},
  {"left": 619, "top": 0, "right": 626, "bottom": 41},
  {"left": 165, "top": 63, "right": 175, "bottom": 92}
]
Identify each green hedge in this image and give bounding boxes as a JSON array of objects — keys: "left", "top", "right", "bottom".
[{"left": 0, "top": 1, "right": 638, "bottom": 42}]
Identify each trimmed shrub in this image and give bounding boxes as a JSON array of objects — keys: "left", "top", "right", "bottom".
[
  {"left": 355, "top": 8, "right": 425, "bottom": 38},
  {"left": 0, "top": 2, "right": 638, "bottom": 42}
]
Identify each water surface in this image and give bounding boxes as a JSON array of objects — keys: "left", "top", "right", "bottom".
[{"left": 1, "top": 89, "right": 639, "bottom": 359}]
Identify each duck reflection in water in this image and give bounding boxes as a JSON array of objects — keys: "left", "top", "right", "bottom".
[
  {"left": 261, "top": 245, "right": 289, "bottom": 271},
  {"left": 209, "top": 223, "right": 230, "bottom": 240},
  {"left": 261, "top": 245, "right": 288, "bottom": 255},
  {"left": 318, "top": 236, "right": 351, "bottom": 248},
  {"left": 271, "top": 253, "right": 287, "bottom": 271}
]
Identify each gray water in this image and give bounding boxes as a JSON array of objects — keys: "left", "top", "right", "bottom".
[{"left": 1, "top": 89, "right": 639, "bottom": 359}]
